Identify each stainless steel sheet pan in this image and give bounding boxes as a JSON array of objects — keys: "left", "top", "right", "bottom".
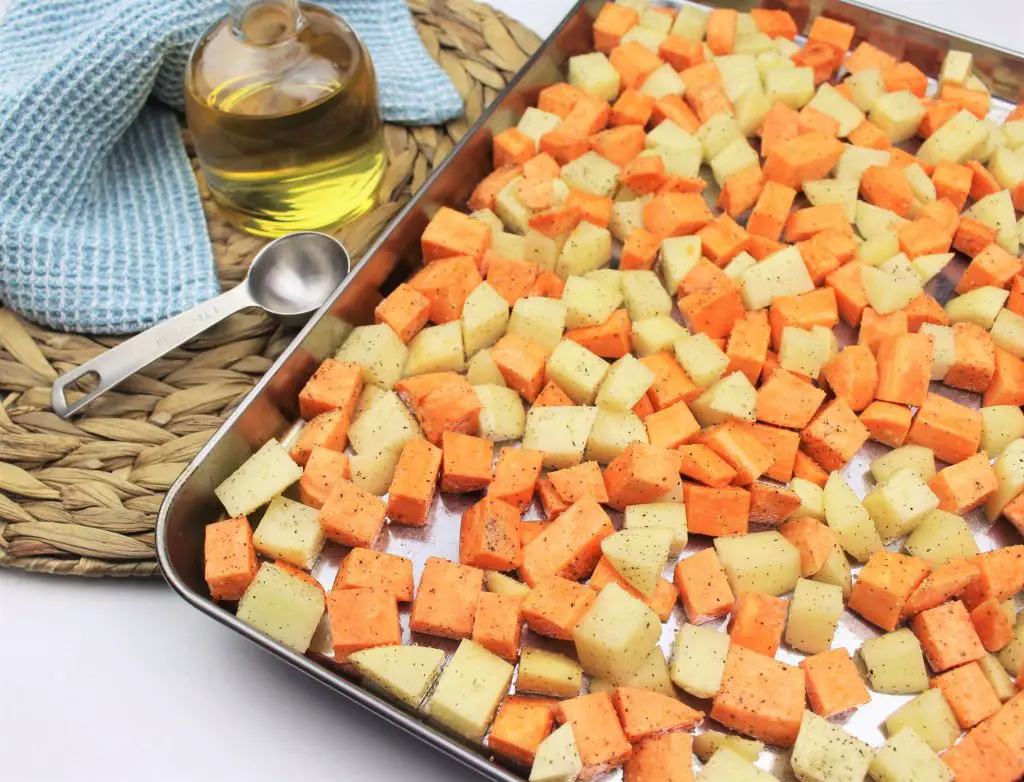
[{"left": 157, "top": 2, "right": 1024, "bottom": 779}]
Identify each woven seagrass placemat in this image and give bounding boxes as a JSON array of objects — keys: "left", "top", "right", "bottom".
[{"left": 0, "top": 0, "right": 540, "bottom": 578}]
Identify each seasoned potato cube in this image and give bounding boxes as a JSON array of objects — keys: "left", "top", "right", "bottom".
[
  {"left": 508, "top": 296, "right": 566, "bottom": 351},
  {"left": 835, "top": 146, "right": 891, "bottom": 184},
  {"left": 640, "top": 62, "right": 684, "bottom": 99},
  {"left": 335, "top": 323, "right": 408, "bottom": 389},
  {"left": 621, "top": 270, "right": 672, "bottom": 321},
  {"left": 859, "top": 628, "right": 928, "bottom": 695},
  {"left": 689, "top": 371, "right": 757, "bottom": 426},
  {"left": 714, "top": 531, "right": 801, "bottom": 597},
  {"left": 884, "top": 689, "right": 960, "bottom": 752},
  {"left": 621, "top": 25, "right": 665, "bottom": 52},
  {"left": 807, "top": 83, "right": 865, "bottom": 137},
  {"left": 670, "top": 622, "right": 730, "bottom": 699},
  {"left": 919, "top": 323, "right": 954, "bottom": 379},
  {"left": 555, "top": 220, "right": 614, "bottom": 277},
  {"left": 697, "top": 114, "right": 746, "bottom": 161},
  {"left": 567, "top": 52, "right": 620, "bottom": 102},
  {"left": 595, "top": 354, "right": 654, "bottom": 411},
  {"left": 734, "top": 88, "right": 773, "bottom": 136},
  {"left": 253, "top": 495, "right": 324, "bottom": 570},
  {"left": 911, "top": 250, "right": 953, "bottom": 284},
  {"left": 701, "top": 748, "right": 775, "bottom": 781},
  {"left": 724, "top": 251, "right": 758, "bottom": 281},
  {"left": 609, "top": 197, "right": 648, "bottom": 241},
  {"left": 917, "top": 109, "right": 988, "bottom": 166},
  {"left": 517, "top": 107, "right": 561, "bottom": 148},
  {"left": 349, "top": 447, "right": 402, "bottom": 496},
  {"left": 517, "top": 647, "right": 583, "bottom": 698},
  {"left": 823, "top": 472, "right": 884, "bottom": 563},
  {"left": 846, "top": 68, "right": 885, "bottom": 112},
  {"left": 349, "top": 645, "right": 446, "bottom": 709},
  {"left": 991, "top": 308, "right": 1024, "bottom": 357},
  {"left": 560, "top": 152, "right": 621, "bottom": 198},
  {"left": 631, "top": 316, "right": 688, "bottom": 356},
  {"left": 803, "top": 179, "right": 858, "bottom": 221},
  {"left": 869, "top": 91, "right": 925, "bottom": 143},
  {"left": 785, "top": 578, "right": 842, "bottom": 654},
  {"left": 939, "top": 49, "right": 973, "bottom": 85},
  {"left": 674, "top": 332, "right": 729, "bottom": 388},
  {"left": 659, "top": 235, "right": 702, "bottom": 293},
  {"left": 671, "top": 4, "right": 708, "bottom": 39},
  {"left": 856, "top": 201, "right": 907, "bottom": 239},
  {"left": 982, "top": 405, "right": 1024, "bottom": 456},
  {"left": 428, "top": 639, "right": 514, "bottom": 742},
  {"left": 470, "top": 208, "right": 503, "bottom": 234},
  {"left": 978, "top": 652, "right": 1018, "bottom": 702},
  {"left": 647, "top": 119, "right": 702, "bottom": 154},
  {"left": 573, "top": 582, "right": 661, "bottom": 683},
  {"left": 765, "top": 66, "right": 815, "bottom": 109},
  {"left": 862, "top": 468, "right": 939, "bottom": 541},
  {"left": 236, "top": 562, "right": 325, "bottom": 652},
  {"left": 870, "top": 445, "right": 936, "bottom": 483},
  {"left": 693, "top": 731, "right": 764, "bottom": 763},
  {"left": 615, "top": 647, "right": 675, "bottom": 697},
  {"left": 624, "top": 502, "right": 687, "bottom": 555},
  {"left": 494, "top": 177, "right": 532, "bottom": 234},
  {"left": 984, "top": 438, "right": 1024, "bottom": 520},
  {"left": 492, "top": 230, "right": 526, "bottom": 260},
  {"left": 811, "top": 542, "right": 852, "bottom": 599},
  {"left": 945, "top": 284, "right": 1009, "bottom": 328},
  {"left": 904, "top": 163, "right": 937, "bottom": 208},
  {"left": 963, "top": 189, "right": 1019, "bottom": 255},
  {"left": 585, "top": 268, "right": 623, "bottom": 290},
  {"left": 214, "top": 438, "right": 302, "bottom": 517},
  {"left": 870, "top": 727, "right": 952, "bottom": 782},
  {"left": 904, "top": 509, "right": 980, "bottom": 565},
  {"left": 547, "top": 339, "right": 609, "bottom": 405},
  {"left": 522, "top": 405, "right": 598, "bottom": 469},
  {"left": 791, "top": 477, "right": 825, "bottom": 520},
  {"left": 779, "top": 326, "right": 830, "bottom": 379},
  {"left": 860, "top": 265, "right": 920, "bottom": 315},
  {"left": 710, "top": 138, "right": 760, "bottom": 187},
  {"left": 403, "top": 321, "right": 465, "bottom": 376},
  {"left": 715, "top": 53, "right": 761, "bottom": 103},
  {"left": 740, "top": 245, "right": 814, "bottom": 310},
  {"left": 561, "top": 275, "right": 622, "bottom": 329},
  {"left": 530, "top": 724, "right": 582, "bottom": 782},
  {"left": 461, "top": 283, "right": 509, "bottom": 357},
  {"left": 584, "top": 408, "right": 648, "bottom": 463},
  {"left": 348, "top": 390, "right": 422, "bottom": 456},
  {"left": 601, "top": 527, "right": 672, "bottom": 596},
  {"left": 474, "top": 384, "right": 526, "bottom": 442},
  {"left": 525, "top": 229, "right": 563, "bottom": 270},
  {"left": 791, "top": 710, "right": 873, "bottom": 782},
  {"left": 857, "top": 230, "right": 900, "bottom": 267},
  {"left": 999, "top": 618, "right": 1024, "bottom": 676},
  {"left": 466, "top": 348, "right": 506, "bottom": 387}
]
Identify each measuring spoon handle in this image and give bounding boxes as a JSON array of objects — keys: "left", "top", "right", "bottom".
[{"left": 52, "top": 283, "right": 256, "bottom": 419}]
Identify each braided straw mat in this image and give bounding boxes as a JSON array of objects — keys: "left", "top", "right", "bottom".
[{"left": 0, "top": 0, "right": 541, "bottom": 578}]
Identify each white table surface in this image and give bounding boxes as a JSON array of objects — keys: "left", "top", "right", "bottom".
[{"left": 2, "top": 1, "right": 1023, "bottom": 781}]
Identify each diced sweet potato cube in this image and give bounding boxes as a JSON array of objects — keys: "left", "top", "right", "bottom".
[
  {"left": 333, "top": 548, "right": 414, "bottom": 602},
  {"left": 327, "top": 588, "right": 401, "bottom": 662},
  {"left": 472, "top": 591, "right": 523, "bottom": 662},
  {"left": 460, "top": 496, "right": 522, "bottom": 571},
  {"left": 801, "top": 648, "right": 870, "bottom": 717},
  {"left": 421, "top": 206, "right": 491, "bottom": 264},
  {"left": 488, "top": 696, "right": 555, "bottom": 765},
  {"left": 204, "top": 516, "right": 258, "bottom": 601},
  {"left": 319, "top": 478, "right": 387, "bottom": 548},
  {"left": 519, "top": 497, "right": 615, "bottom": 586},
  {"left": 729, "top": 591, "right": 788, "bottom": 657},
  {"left": 488, "top": 447, "right": 543, "bottom": 513},
  {"left": 603, "top": 442, "right": 678, "bottom": 510},
  {"left": 298, "top": 359, "right": 363, "bottom": 421},
  {"left": 674, "top": 547, "right": 735, "bottom": 623},
  {"left": 711, "top": 645, "right": 805, "bottom": 747},
  {"left": 409, "top": 556, "right": 484, "bottom": 639},
  {"left": 441, "top": 431, "right": 494, "bottom": 493},
  {"left": 522, "top": 576, "right": 596, "bottom": 640},
  {"left": 556, "top": 692, "right": 632, "bottom": 776},
  {"left": 848, "top": 551, "right": 931, "bottom": 631},
  {"left": 387, "top": 438, "right": 442, "bottom": 527}
]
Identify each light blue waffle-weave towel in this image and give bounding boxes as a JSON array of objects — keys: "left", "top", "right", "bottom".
[{"left": 0, "top": 0, "right": 463, "bottom": 334}]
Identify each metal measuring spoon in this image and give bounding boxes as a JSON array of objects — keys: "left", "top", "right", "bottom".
[{"left": 52, "top": 232, "right": 350, "bottom": 419}]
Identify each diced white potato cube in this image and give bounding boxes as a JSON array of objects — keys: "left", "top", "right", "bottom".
[
  {"left": 508, "top": 296, "right": 566, "bottom": 351},
  {"left": 585, "top": 408, "right": 647, "bottom": 463},
  {"left": 991, "top": 308, "right": 1024, "bottom": 357},
  {"left": 595, "top": 354, "right": 655, "bottom": 411},
  {"left": 1003, "top": 120, "right": 1024, "bottom": 149},
  {"left": 601, "top": 527, "right": 673, "bottom": 596},
  {"left": 860, "top": 265, "right": 920, "bottom": 315},
  {"left": 491, "top": 230, "right": 526, "bottom": 260},
  {"left": 982, "top": 405, "right": 1024, "bottom": 456},
  {"left": 670, "top": 622, "right": 730, "bottom": 699},
  {"left": 693, "top": 731, "right": 764, "bottom": 763},
  {"left": 835, "top": 146, "right": 891, "bottom": 184},
  {"left": 529, "top": 724, "right": 582, "bottom": 782},
  {"left": 808, "top": 83, "right": 865, "bottom": 137},
  {"left": 466, "top": 348, "right": 506, "bottom": 387},
  {"left": 486, "top": 570, "right": 530, "bottom": 599},
  {"left": 474, "top": 384, "right": 526, "bottom": 441},
  {"left": 734, "top": 31, "right": 775, "bottom": 56},
  {"left": 462, "top": 283, "right": 509, "bottom": 357},
  {"left": 494, "top": 177, "right": 532, "bottom": 234},
  {"left": 824, "top": 472, "right": 884, "bottom": 563},
  {"left": 609, "top": 196, "right": 648, "bottom": 242},
  {"left": 803, "top": 178, "right": 858, "bottom": 221},
  {"left": 641, "top": 145, "right": 702, "bottom": 178},
  {"left": 547, "top": 339, "right": 610, "bottom": 405},
  {"left": 963, "top": 189, "right": 1019, "bottom": 254},
  {"left": 214, "top": 438, "right": 303, "bottom": 517},
  {"left": 846, "top": 68, "right": 885, "bottom": 113},
  {"left": 624, "top": 502, "right": 688, "bottom": 555},
  {"left": 984, "top": 438, "right": 1024, "bottom": 521},
  {"left": 522, "top": 405, "right": 599, "bottom": 469},
  {"left": 236, "top": 562, "right": 325, "bottom": 653},
  {"left": 710, "top": 138, "right": 760, "bottom": 186},
  {"left": 517, "top": 107, "right": 562, "bottom": 149},
  {"left": 567, "top": 52, "right": 620, "bottom": 102},
  {"left": 716, "top": 54, "right": 761, "bottom": 103},
  {"left": 791, "top": 711, "right": 873, "bottom": 782},
  {"left": 911, "top": 252, "right": 953, "bottom": 284},
  {"left": 869, "top": 91, "right": 925, "bottom": 143},
  {"left": 674, "top": 332, "right": 730, "bottom": 388},
  {"left": 791, "top": 477, "right": 826, "bottom": 520},
  {"left": 884, "top": 689, "right": 960, "bottom": 752},
  {"left": 640, "top": 62, "right": 685, "bottom": 99},
  {"left": 740, "top": 245, "right": 814, "bottom": 309},
  {"left": 785, "top": 578, "right": 843, "bottom": 654},
  {"left": 779, "top": 326, "right": 829, "bottom": 379},
  {"left": 689, "top": 371, "right": 757, "bottom": 426},
  {"left": 660, "top": 235, "right": 702, "bottom": 293},
  {"left": 404, "top": 321, "right": 465, "bottom": 376},
  {"left": 697, "top": 114, "right": 746, "bottom": 161},
  {"left": 939, "top": 50, "right": 973, "bottom": 85},
  {"left": 561, "top": 275, "right": 622, "bottom": 329},
  {"left": 349, "top": 645, "right": 446, "bottom": 709},
  {"left": 647, "top": 120, "right": 702, "bottom": 154},
  {"left": 870, "top": 727, "right": 953, "bottom": 782},
  {"left": 573, "top": 582, "right": 661, "bottom": 683},
  {"left": 1000, "top": 619, "right": 1024, "bottom": 677},
  {"left": 701, "top": 748, "right": 776, "bottom": 781},
  {"left": 556, "top": 220, "right": 614, "bottom": 277},
  {"left": 631, "top": 316, "right": 688, "bottom": 356},
  {"left": 253, "top": 496, "right": 324, "bottom": 570},
  {"left": 904, "top": 509, "right": 980, "bottom": 565},
  {"left": 765, "top": 66, "right": 815, "bottom": 109},
  {"left": 335, "top": 323, "right": 409, "bottom": 389},
  {"left": 978, "top": 652, "right": 1018, "bottom": 703},
  {"left": 517, "top": 647, "right": 583, "bottom": 698},
  {"left": 904, "top": 163, "right": 937, "bottom": 209},
  {"left": 348, "top": 390, "right": 422, "bottom": 456},
  {"left": 859, "top": 628, "right": 929, "bottom": 694},
  {"left": 349, "top": 448, "right": 402, "bottom": 496},
  {"left": 863, "top": 468, "right": 939, "bottom": 541},
  {"left": 525, "top": 229, "right": 563, "bottom": 271},
  {"left": 470, "top": 208, "right": 503, "bottom": 234},
  {"left": 855, "top": 200, "right": 907, "bottom": 239},
  {"left": 855, "top": 231, "right": 897, "bottom": 267},
  {"left": 560, "top": 152, "right": 621, "bottom": 198},
  {"left": 621, "top": 270, "right": 672, "bottom": 321},
  {"left": 975, "top": 118, "right": 1002, "bottom": 163},
  {"left": 428, "top": 639, "right": 514, "bottom": 742},
  {"left": 811, "top": 542, "right": 852, "bottom": 599},
  {"left": 714, "top": 531, "right": 801, "bottom": 596},
  {"left": 723, "top": 251, "right": 757, "bottom": 281},
  {"left": 917, "top": 109, "right": 988, "bottom": 166},
  {"left": 734, "top": 85, "right": 773, "bottom": 136},
  {"left": 585, "top": 268, "right": 623, "bottom": 290},
  {"left": 870, "top": 445, "right": 936, "bottom": 483},
  {"left": 620, "top": 25, "right": 666, "bottom": 52},
  {"left": 639, "top": 7, "right": 671, "bottom": 33},
  {"left": 944, "top": 284, "right": 1008, "bottom": 329},
  {"left": 917, "top": 323, "right": 954, "bottom": 379}
]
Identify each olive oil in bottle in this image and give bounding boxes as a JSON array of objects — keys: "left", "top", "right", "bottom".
[{"left": 184, "top": 0, "right": 384, "bottom": 236}]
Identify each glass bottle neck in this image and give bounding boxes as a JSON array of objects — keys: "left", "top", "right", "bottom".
[{"left": 229, "top": 0, "right": 304, "bottom": 44}]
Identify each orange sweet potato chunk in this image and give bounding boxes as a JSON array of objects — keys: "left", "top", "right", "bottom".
[
  {"left": 204, "top": 516, "right": 258, "bottom": 601},
  {"left": 711, "top": 645, "right": 805, "bottom": 747},
  {"left": 674, "top": 548, "right": 735, "bottom": 623},
  {"left": 333, "top": 548, "right": 414, "bottom": 602},
  {"left": 327, "top": 587, "right": 401, "bottom": 662},
  {"left": 409, "top": 556, "right": 484, "bottom": 639}
]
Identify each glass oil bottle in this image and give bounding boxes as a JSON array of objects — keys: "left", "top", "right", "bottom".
[{"left": 184, "top": 0, "right": 385, "bottom": 236}]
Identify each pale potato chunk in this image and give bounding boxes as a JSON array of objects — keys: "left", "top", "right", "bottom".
[
  {"left": 963, "top": 188, "right": 1019, "bottom": 255},
  {"left": 236, "top": 562, "right": 325, "bottom": 653},
  {"left": 982, "top": 405, "right": 1024, "bottom": 456},
  {"left": 697, "top": 114, "right": 746, "bottom": 161},
  {"left": 253, "top": 496, "right": 324, "bottom": 570},
  {"left": 860, "top": 265, "right": 920, "bottom": 315},
  {"left": 785, "top": 578, "right": 842, "bottom": 654},
  {"left": 335, "top": 323, "right": 408, "bottom": 389},
  {"left": 348, "top": 390, "right": 422, "bottom": 456},
  {"left": 811, "top": 542, "right": 852, "bottom": 599},
  {"left": 601, "top": 527, "right": 672, "bottom": 596},
  {"left": 918, "top": 110, "right": 988, "bottom": 166},
  {"left": 561, "top": 275, "right": 622, "bottom": 328},
  {"left": 555, "top": 220, "right": 614, "bottom": 277},
  {"left": 945, "top": 284, "right": 1008, "bottom": 329},
  {"left": 642, "top": 145, "right": 702, "bottom": 178},
  {"left": 621, "top": 270, "right": 672, "bottom": 321},
  {"left": 884, "top": 689, "right": 960, "bottom": 752},
  {"left": 525, "top": 229, "right": 563, "bottom": 271},
  {"left": 835, "top": 146, "right": 892, "bottom": 184},
  {"left": 689, "top": 371, "right": 757, "bottom": 426},
  {"left": 584, "top": 268, "right": 622, "bottom": 290},
  {"left": 466, "top": 348, "right": 506, "bottom": 387},
  {"left": 857, "top": 231, "right": 899, "bottom": 267},
  {"left": 567, "top": 52, "right": 620, "bottom": 102},
  {"left": 349, "top": 447, "right": 402, "bottom": 496},
  {"left": 529, "top": 724, "right": 581, "bottom": 782},
  {"left": 740, "top": 245, "right": 814, "bottom": 310},
  {"left": 715, "top": 54, "right": 761, "bottom": 103},
  {"left": 859, "top": 629, "right": 928, "bottom": 695},
  {"left": 803, "top": 178, "right": 858, "bottom": 221},
  {"left": 624, "top": 502, "right": 687, "bottom": 555},
  {"left": 808, "top": 83, "right": 865, "bottom": 137},
  {"left": 723, "top": 251, "right": 757, "bottom": 281},
  {"left": 674, "top": 332, "right": 729, "bottom": 388},
  {"left": 710, "top": 138, "right": 760, "bottom": 187},
  {"left": 522, "top": 405, "right": 598, "bottom": 469},
  {"left": 403, "top": 321, "right": 465, "bottom": 376},
  {"left": 791, "top": 477, "right": 825, "bottom": 520},
  {"left": 560, "top": 152, "right": 621, "bottom": 198},
  {"left": 911, "top": 252, "right": 953, "bottom": 284},
  {"left": 991, "top": 308, "right": 1024, "bottom": 357},
  {"left": 428, "top": 639, "right": 514, "bottom": 742},
  {"left": 670, "top": 622, "right": 730, "bottom": 699},
  {"left": 494, "top": 178, "right": 532, "bottom": 234},
  {"left": 734, "top": 87, "right": 773, "bottom": 136},
  {"left": 918, "top": 323, "right": 954, "bottom": 379},
  {"left": 631, "top": 316, "right": 688, "bottom": 356},
  {"left": 870, "top": 727, "right": 953, "bottom": 782},
  {"left": 640, "top": 62, "right": 685, "bottom": 99},
  {"left": 573, "top": 582, "right": 661, "bottom": 683},
  {"left": 492, "top": 230, "right": 526, "bottom": 260},
  {"left": 616, "top": 646, "right": 675, "bottom": 697},
  {"left": 870, "top": 445, "right": 936, "bottom": 483},
  {"left": 978, "top": 653, "right": 1017, "bottom": 702},
  {"left": 595, "top": 354, "right": 655, "bottom": 411},
  {"left": 462, "top": 283, "right": 509, "bottom": 357},
  {"left": 609, "top": 197, "right": 647, "bottom": 242},
  {"left": 660, "top": 235, "right": 702, "bottom": 293},
  {"left": 870, "top": 90, "right": 925, "bottom": 143},
  {"left": 824, "top": 472, "right": 884, "bottom": 563},
  {"left": 846, "top": 68, "right": 885, "bottom": 112},
  {"left": 621, "top": 25, "right": 665, "bottom": 52},
  {"left": 584, "top": 409, "right": 648, "bottom": 463},
  {"left": 765, "top": 66, "right": 815, "bottom": 109},
  {"left": 349, "top": 645, "right": 445, "bottom": 709},
  {"left": 474, "top": 384, "right": 526, "bottom": 442},
  {"left": 904, "top": 164, "right": 936, "bottom": 209},
  {"left": 647, "top": 120, "right": 703, "bottom": 154},
  {"left": 670, "top": 4, "right": 708, "bottom": 39},
  {"left": 214, "top": 438, "right": 302, "bottom": 517},
  {"left": 639, "top": 7, "right": 672, "bottom": 33},
  {"left": 700, "top": 748, "right": 776, "bottom": 781},
  {"left": 470, "top": 208, "right": 503, "bottom": 234},
  {"left": 904, "top": 509, "right": 980, "bottom": 565},
  {"left": 999, "top": 618, "right": 1024, "bottom": 676},
  {"left": 984, "top": 437, "right": 1024, "bottom": 520},
  {"left": 714, "top": 531, "right": 801, "bottom": 596},
  {"left": 779, "top": 326, "right": 829, "bottom": 378},
  {"left": 517, "top": 107, "right": 562, "bottom": 149},
  {"left": 693, "top": 731, "right": 764, "bottom": 763},
  {"left": 547, "top": 339, "right": 609, "bottom": 405},
  {"left": 517, "top": 647, "right": 583, "bottom": 698},
  {"left": 939, "top": 50, "right": 973, "bottom": 85},
  {"left": 486, "top": 570, "right": 530, "bottom": 599},
  {"left": 791, "top": 711, "right": 873, "bottom": 782},
  {"left": 863, "top": 468, "right": 940, "bottom": 541},
  {"left": 508, "top": 296, "right": 567, "bottom": 351}
]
